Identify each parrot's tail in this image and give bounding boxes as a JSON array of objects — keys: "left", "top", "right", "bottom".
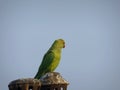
[{"left": 34, "top": 72, "right": 44, "bottom": 79}]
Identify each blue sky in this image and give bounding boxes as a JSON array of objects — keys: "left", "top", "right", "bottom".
[{"left": 0, "top": 0, "right": 120, "bottom": 90}]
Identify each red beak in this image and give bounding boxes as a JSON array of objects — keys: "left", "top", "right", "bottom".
[{"left": 63, "top": 44, "right": 65, "bottom": 48}]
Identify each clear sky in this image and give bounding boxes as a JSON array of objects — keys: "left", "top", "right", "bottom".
[{"left": 0, "top": 0, "right": 120, "bottom": 90}]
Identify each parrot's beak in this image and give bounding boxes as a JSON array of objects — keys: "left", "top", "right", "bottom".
[{"left": 63, "top": 43, "right": 65, "bottom": 48}]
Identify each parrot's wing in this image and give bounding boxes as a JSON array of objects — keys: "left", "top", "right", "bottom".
[
  {"left": 39, "top": 50, "right": 55, "bottom": 71},
  {"left": 34, "top": 51, "right": 55, "bottom": 79}
]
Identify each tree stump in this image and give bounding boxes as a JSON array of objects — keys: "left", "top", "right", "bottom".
[
  {"left": 40, "top": 72, "right": 69, "bottom": 90},
  {"left": 8, "top": 78, "right": 41, "bottom": 90}
]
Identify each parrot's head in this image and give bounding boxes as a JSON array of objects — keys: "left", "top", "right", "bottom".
[{"left": 53, "top": 39, "right": 65, "bottom": 49}]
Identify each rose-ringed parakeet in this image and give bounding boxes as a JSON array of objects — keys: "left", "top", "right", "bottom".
[{"left": 34, "top": 39, "right": 65, "bottom": 79}]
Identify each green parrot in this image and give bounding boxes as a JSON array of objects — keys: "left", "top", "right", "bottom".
[{"left": 34, "top": 39, "right": 65, "bottom": 79}]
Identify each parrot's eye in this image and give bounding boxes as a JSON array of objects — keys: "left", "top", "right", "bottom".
[{"left": 63, "top": 41, "right": 65, "bottom": 44}]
